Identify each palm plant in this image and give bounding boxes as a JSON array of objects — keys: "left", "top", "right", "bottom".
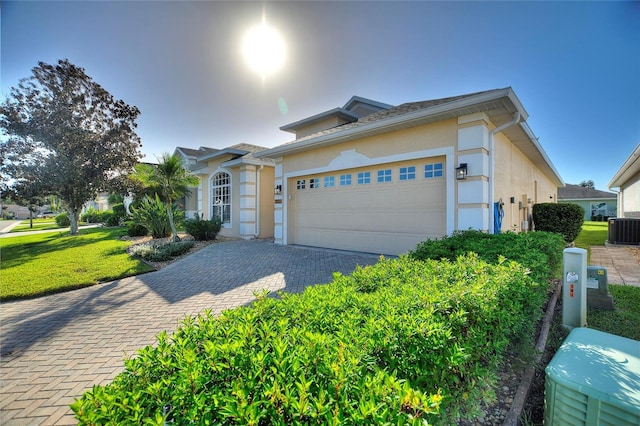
[{"left": 136, "top": 153, "right": 199, "bottom": 242}]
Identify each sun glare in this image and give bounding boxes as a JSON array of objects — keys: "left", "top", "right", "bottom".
[{"left": 242, "top": 20, "right": 286, "bottom": 78}]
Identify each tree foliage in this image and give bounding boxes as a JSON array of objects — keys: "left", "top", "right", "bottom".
[
  {"left": 0, "top": 59, "right": 142, "bottom": 235},
  {"left": 135, "top": 153, "right": 198, "bottom": 242},
  {"left": 578, "top": 180, "right": 595, "bottom": 189}
]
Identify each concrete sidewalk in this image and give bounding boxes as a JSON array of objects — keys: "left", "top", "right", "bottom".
[
  {"left": 590, "top": 244, "right": 640, "bottom": 286},
  {"left": 0, "top": 224, "right": 101, "bottom": 238},
  {"left": 0, "top": 239, "right": 379, "bottom": 425}
]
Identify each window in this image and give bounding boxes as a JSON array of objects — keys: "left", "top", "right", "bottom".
[
  {"left": 324, "top": 176, "right": 335, "bottom": 188},
  {"left": 425, "top": 163, "right": 444, "bottom": 178},
  {"left": 377, "top": 169, "right": 392, "bottom": 183},
  {"left": 399, "top": 166, "right": 416, "bottom": 181},
  {"left": 340, "top": 174, "right": 352, "bottom": 186},
  {"left": 357, "top": 171, "right": 371, "bottom": 184},
  {"left": 309, "top": 178, "right": 320, "bottom": 189},
  {"left": 296, "top": 179, "right": 306, "bottom": 190},
  {"left": 211, "top": 172, "right": 231, "bottom": 224}
]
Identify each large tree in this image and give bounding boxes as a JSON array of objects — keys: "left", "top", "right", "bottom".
[
  {"left": 135, "top": 153, "right": 198, "bottom": 242},
  {"left": 0, "top": 59, "right": 142, "bottom": 235}
]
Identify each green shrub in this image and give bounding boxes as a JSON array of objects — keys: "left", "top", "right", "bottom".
[
  {"left": 129, "top": 241, "right": 195, "bottom": 262},
  {"left": 112, "top": 203, "right": 127, "bottom": 219},
  {"left": 72, "top": 254, "right": 546, "bottom": 424},
  {"left": 130, "top": 195, "right": 184, "bottom": 239},
  {"left": 126, "top": 223, "right": 148, "bottom": 237},
  {"left": 105, "top": 214, "right": 119, "bottom": 227},
  {"left": 533, "top": 202, "right": 584, "bottom": 243},
  {"left": 409, "top": 230, "right": 565, "bottom": 282},
  {"left": 54, "top": 212, "right": 71, "bottom": 227},
  {"left": 184, "top": 214, "right": 222, "bottom": 241},
  {"left": 80, "top": 208, "right": 113, "bottom": 225}
]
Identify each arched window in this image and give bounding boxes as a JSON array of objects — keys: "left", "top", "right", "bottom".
[{"left": 211, "top": 172, "right": 231, "bottom": 224}]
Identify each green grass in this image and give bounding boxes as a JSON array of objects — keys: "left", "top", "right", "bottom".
[
  {"left": 574, "top": 221, "right": 608, "bottom": 263},
  {"left": 588, "top": 284, "right": 640, "bottom": 340},
  {"left": 0, "top": 228, "right": 154, "bottom": 301}
]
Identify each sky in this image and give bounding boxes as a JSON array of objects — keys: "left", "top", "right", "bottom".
[{"left": 2, "top": 1, "right": 639, "bottom": 192}]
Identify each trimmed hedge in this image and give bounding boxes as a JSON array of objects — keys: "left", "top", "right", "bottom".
[
  {"left": 409, "top": 229, "right": 565, "bottom": 283},
  {"left": 532, "top": 202, "right": 584, "bottom": 243},
  {"left": 72, "top": 253, "right": 548, "bottom": 424}
]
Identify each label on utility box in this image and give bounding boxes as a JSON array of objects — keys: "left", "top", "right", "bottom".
[
  {"left": 566, "top": 272, "right": 579, "bottom": 283},
  {"left": 587, "top": 278, "right": 599, "bottom": 289}
]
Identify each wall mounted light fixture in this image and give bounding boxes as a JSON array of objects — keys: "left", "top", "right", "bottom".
[
  {"left": 455, "top": 163, "right": 468, "bottom": 180},
  {"left": 274, "top": 184, "right": 282, "bottom": 195}
]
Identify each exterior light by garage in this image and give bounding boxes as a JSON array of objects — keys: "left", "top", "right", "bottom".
[{"left": 455, "top": 163, "right": 468, "bottom": 180}]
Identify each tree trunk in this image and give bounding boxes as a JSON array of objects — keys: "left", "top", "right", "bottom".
[
  {"left": 29, "top": 210, "right": 34, "bottom": 228},
  {"left": 166, "top": 202, "right": 179, "bottom": 242},
  {"left": 69, "top": 208, "right": 80, "bottom": 236}
]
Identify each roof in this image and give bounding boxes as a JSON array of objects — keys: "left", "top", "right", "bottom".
[
  {"left": 609, "top": 144, "right": 640, "bottom": 189},
  {"left": 279, "top": 96, "right": 393, "bottom": 134},
  {"left": 175, "top": 143, "right": 274, "bottom": 172},
  {"left": 175, "top": 146, "right": 219, "bottom": 158},
  {"left": 558, "top": 184, "right": 617, "bottom": 200},
  {"left": 255, "top": 87, "right": 563, "bottom": 187}
]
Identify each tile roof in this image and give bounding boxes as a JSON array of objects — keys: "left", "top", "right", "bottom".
[
  {"left": 558, "top": 184, "right": 617, "bottom": 200},
  {"left": 176, "top": 146, "right": 219, "bottom": 157}
]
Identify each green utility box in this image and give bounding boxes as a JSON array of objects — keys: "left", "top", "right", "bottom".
[
  {"left": 586, "top": 266, "right": 615, "bottom": 310},
  {"left": 545, "top": 328, "right": 640, "bottom": 425}
]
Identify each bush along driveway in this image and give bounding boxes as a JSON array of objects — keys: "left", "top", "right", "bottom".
[{"left": 0, "top": 239, "right": 380, "bottom": 425}]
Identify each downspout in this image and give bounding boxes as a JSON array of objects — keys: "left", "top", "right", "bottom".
[
  {"left": 488, "top": 111, "right": 520, "bottom": 234},
  {"left": 255, "top": 164, "right": 264, "bottom": 238}
]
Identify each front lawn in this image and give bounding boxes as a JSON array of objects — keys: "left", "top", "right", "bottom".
[
  {"left": 0, "top": 228, "right": 154, "bottom": 301},
  {"left": 10, "top": 218, "right": 63, "bottom": 232},
  {"left": 574, "top": 220, "right": 608, "bottom": 262},
  {"left": 589, "top": 284, "right": 640, "bottom": 340}
]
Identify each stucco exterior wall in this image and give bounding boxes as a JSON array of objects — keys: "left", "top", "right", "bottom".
[
  {"left": 192, "top": 154, "right": 274, "bottom": 239},
  {"left": 294, "top": 116, "right": 353, "bottom": 139},
  {"left": 281, "top": 119, "right": 457, "bottom": 175},
  {"left": 493, "top": 132, "right": 558, "bottom": 232},
  {"left": 620, "top": 175, "right": 640, "bottom": 218},
  {"left": 258, "top": 166, "right": 275, "bottom": 238}
]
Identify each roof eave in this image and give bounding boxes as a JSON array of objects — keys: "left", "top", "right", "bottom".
[
  {"left": 608, "top": 144, "right": 640, "bottom": 189},
  {"left": 279, "top": 108, "right": 360, "bottom": 133}
]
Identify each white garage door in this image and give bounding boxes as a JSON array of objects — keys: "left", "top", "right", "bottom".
[{"left": 289, "top": 161, "right": 446, "bottom": 255}]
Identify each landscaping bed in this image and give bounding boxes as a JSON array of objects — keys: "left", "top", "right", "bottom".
[{"left": 123, "top": 233, "right": 241, "bottom": 270}]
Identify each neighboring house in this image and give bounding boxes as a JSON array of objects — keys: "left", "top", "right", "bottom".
[
  {"left": 557, "top": 184, "right": 617, "bottom": 221},
  {"left": 174, "top": 144, "right": 275, "bottom": 239},
  {"left": 609, "top": 144, "right": 640, "bottom": 218},
  {"left": 82, "top": 192, "right": 110, "bottom": 214},
  {"left": 254, "top": 87, "right": 564, "bottom": 255}
]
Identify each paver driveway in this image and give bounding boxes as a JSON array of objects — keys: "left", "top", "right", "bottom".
[{"left": 0, "top": 239, "right": 380, "bottom": 425}]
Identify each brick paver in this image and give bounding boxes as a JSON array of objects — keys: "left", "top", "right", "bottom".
[
  {"left": 0, "top": 239, "right": 379, "bottom": 425},
  {"left": 590, "top": 245, "right": 640, "bottom": 286}
]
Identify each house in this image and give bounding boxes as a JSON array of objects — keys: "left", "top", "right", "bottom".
[
  {"left": 254, "top": 87, "right": 564, "bottom": 255},
  {"left": 174, "top": 144, "right": 275, "bottom": 239},
  {"left": 557, "top": 184, "right": 617, "bottom": 221},
  {"left": 609, "top": 144, "right": 640, "bottom": 218}
]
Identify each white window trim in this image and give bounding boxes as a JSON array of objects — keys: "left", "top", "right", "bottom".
[
  {"left": 210, "top": 168, "right": 232, "bottom": 228},
  {"left": 282, "top": 147, "right": 455, "bottom": 245}
]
